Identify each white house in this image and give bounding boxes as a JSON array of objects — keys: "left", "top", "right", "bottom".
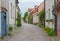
[
  {"left": 33, "top": 12, "right": 39, "bottom": 24},
  {"left": 52, "top": 0, "right": 60, "bottom": 37},
  {"left": 0, "top": 0, "right": 8, "bottom": 37},
  {"left": 32, "top": 1, "right": 44, "bottom": 24},
  {"left": 16, "top": 4, "right": 20, "bottom": 26},
  {"left": 0, "top": 0, "right": 19, "bottom": 37},
  {"left": 8, "top": 0, "right": 19, "bottom": 28},
  {"left": 8, "top": 0, "right": 16, "bottom": 29},
  {"left": 33, "top": 6, "right": 39, "bottom": 24},
  {"left": 29, "top": 6, "right": 39, "bottom": 24},
  {"left": 45, "top": 0, "right": 55, "bottom": 29},
  {"left": 26, "top": 8, "right": 33, "bottom": 23}
]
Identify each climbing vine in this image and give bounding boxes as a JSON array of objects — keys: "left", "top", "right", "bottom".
[
  {"left": 39, "top": 9, "right": 45, "bottom": 28},
  {"left": 28, "top": 15, "right": 33, "bottom": 24},
  {"left": 17, "top": 12, "right": 21, "bottom": 27}
]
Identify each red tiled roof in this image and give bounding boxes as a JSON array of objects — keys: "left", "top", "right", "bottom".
[
  {"left": 30, "top": 5, "right": 38, "bottom": 14},
  {"left": 28, "top": 1, "right": 44, "bottom": 15},
  {"left": 38, "top": 1, "right": 44, "bottom": 12},
  {"left": 28, "top": 8, "right": 33, "bottom": 12}
]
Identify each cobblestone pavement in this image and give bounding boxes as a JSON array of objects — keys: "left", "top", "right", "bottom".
[{"left": 1, "top": 23, "right": 51, "bottom": 41}]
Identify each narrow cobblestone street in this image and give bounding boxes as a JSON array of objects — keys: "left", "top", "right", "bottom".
[
  {"left": 5, "top": 23, "right": 50, "bottom": 41},
  {"left": 1, "top": 0, "right": 60, "bottom": 41}
]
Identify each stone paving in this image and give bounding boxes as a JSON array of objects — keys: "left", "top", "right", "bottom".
[{"left": 1, "top": 23, "right": 59, "bottom": 41}]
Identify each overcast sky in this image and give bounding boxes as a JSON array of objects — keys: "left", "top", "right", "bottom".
[{"left": 18, "top": 0, "right": 44, "bottom": 17}]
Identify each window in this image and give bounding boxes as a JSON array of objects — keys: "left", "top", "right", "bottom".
[
  {"left": 11, "top": 3, "right": 14, "bottom": 18},
  {"left": 48, "top": 9, "right": 50, "bottom": 19},
  {"left": 11, "top": 3, "right": 12, "bottom": 18}
]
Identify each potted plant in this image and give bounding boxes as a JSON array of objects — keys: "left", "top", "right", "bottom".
[
  {"left": 8, "top": 26, "right": 13, "bottom": 33},
  {"left": 49, "top": 19, "right": 54, "bottom": 22},
  {"left": 46, "top": 20, "right": 49, "bottom": 22}
]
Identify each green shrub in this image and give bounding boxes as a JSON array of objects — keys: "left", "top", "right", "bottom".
[
  {"left": 9, "top": 26, "right": 13, "bottom": 31},
  {"left": 8, "top": 33, "right": 12, "bottom": 37},
  {"left": 0, "top": 37, "right": 4, "bottom": 39},
  {"left": 39, "top": 23, "right": 44, "bottom": 28},
  {"left": 17, "top": 12, "right": 21, "bottom": 27},
  {"left": 46, "top": 20, "right": 49, "bottom": 22},
  {"left": 28, "top": 15, "right": 33, "bottom": 24},
  {"left": 48, "top": 30, "right": 56, "bottom": 36},
  {"left": 17, "top": 20, "right": 21, "bottom": 27},
  {"left": 44, "top": 27, "right": 56, "bottom": 36},
  {"left": 44, "top": 27, "right": 51, "bottom": 32},
  {"left": 39, "top": 9, "right": 45, "bottom": 25}
]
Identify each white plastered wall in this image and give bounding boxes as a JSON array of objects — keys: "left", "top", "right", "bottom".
[
  {"left": 45, "top": 0, "right": 55, "bottom": 29},
  {"left": 8, "top": 0, "right": 16, "bottom": 28}
]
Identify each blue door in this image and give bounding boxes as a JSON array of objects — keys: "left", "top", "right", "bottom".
[{"left": 1, "top": 11, "right": 7, "bottom": 36}]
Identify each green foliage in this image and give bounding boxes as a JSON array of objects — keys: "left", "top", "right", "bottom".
[
  {"left": 39, "top": 23, "right": 44, "bottom": 28},
  {"left": 17, "top": 20, "right": 21, "bottom": 26},
  {"left": 28, "top": 15, "right": 33, "bottom": 24},
  {"left": 23, "top": 12, "right": 28, "bottom": 22},
  {"left": 8, "top": 33, "right": 12, "bottom": 37},
  {"left": 17, "top": 12, "right": 21, "bottom": 27},
  {"left": 24, "top": 12, "right": 28, "bottom": 18},
  {"left": 0, "top": 37, "right": 4, "bottom": 39},
  {"left": 8, "top": 26, "right": 13, "bottom": 31},
  {"left": 44, "top": 27, "right": 56, "bottom": 36},
  {"left": 46, "top": 20, "right": 49, "bottom": 22},
  {"left": 48, "top": 30, "right": 56, "bottom": 36},
  {"left": 44, "top": 27, "right": 51, "bottom": 32},
  {"left": 39, "top": 9, "right": 45, "bottom": 28},
  {"left": 39, "top": 9, "right": 45, "bottom": 22}
]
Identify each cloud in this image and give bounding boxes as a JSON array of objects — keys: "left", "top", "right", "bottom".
[
  {"left": 18, "top": 0, "right": 44, "bottom": 2},
  {"left": 18, "top": 0, "right": 44, "bottom": 17}
]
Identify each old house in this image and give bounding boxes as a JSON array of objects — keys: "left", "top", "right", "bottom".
[
  {"left": 0, "top": 0, "right": 8, "bottom": 37},
  {"left": 27, "top": 6, "right": 38, "bottom": 24},
  {"left": 32, "top": 5, "right": 39, "bottom": 24},
  {"left": 0, "top": 0, "right": 19, "bottom": 37},
  {"left": 26, "top": 8, "right": 33, "bottom": 23},
  {"left": 52, "top": 0, "right": 60, "bottom": 37},
  {"left": 45, "top": 0, "right": 55, "bottom": 29},
  {"left": 8, "top": 0, "right": 19, "bottom": 28},
  {"left": 15, "top": 0, "right": 20, "bottom": 26},
  {"left": 32, "top": 2, "right": 44, "bottom": 24},
  {"left": 38, "top": 2, "right": 44, "bottom": 12},
  {"left": 26, "top": 2, "right": 44, "bottom": 24},
  {"left": 8, "top": 0, "right": 16, "bottom": 28}
]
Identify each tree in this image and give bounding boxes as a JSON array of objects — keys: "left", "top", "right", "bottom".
[{"left": 23, "top": 11, "right": 28, "bottom": 22}]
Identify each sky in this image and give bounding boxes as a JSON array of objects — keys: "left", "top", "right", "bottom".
[{"left": 18, "top": 0, "right": 44, "bottom": 17}]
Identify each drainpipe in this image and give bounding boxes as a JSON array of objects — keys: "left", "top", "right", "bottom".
[
  {"left": 15, "top": 3, "right": 16, "bottom": 28},
  {"left": 55, "top": 15, "right": 57, "bottom": 35},
  {"left": 53, "top": 12, "right": 57, "bottom": 35},
  {"left": 55, "top": 0, "right": 57, "bottom": 35},
  {"left": 44, "top": 0, "right": 45, "bottom": 28},
  {"left": 53, "top": 0, "right": 57, "bottom": 35},
  {"left": 15, "top": 0, "right": 16, "bottom": 28}
]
